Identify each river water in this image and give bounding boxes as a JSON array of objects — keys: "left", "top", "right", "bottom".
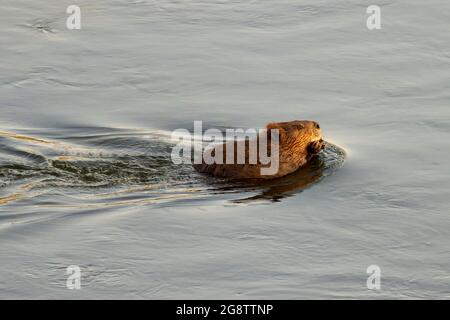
[{"left": 0, "top": 0, "right": 449, "bottom": 299}]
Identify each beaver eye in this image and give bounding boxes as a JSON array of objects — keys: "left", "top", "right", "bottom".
[{"left": 315, "top": 123, "right": 320, "bottom": 129}]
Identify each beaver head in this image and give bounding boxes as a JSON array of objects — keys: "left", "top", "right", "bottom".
[{"left": 266, "top": 120, "right": 323, "bottom": 163}]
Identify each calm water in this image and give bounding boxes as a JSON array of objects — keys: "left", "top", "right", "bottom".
[{"left": 0, "top": 0, "right": 449, "bottom": 299}]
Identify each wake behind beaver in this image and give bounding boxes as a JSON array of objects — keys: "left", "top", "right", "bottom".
[{"left": 0, "top": 127, "right": 345, "bottom": 214}]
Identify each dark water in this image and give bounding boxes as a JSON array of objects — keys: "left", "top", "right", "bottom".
[{"left": 1, "top": 0, "right": 449, "bottom": 299}]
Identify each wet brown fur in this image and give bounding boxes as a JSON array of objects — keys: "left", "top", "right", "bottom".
[{"left": 193, "top": 120, "right": 324, "bottom": 180}]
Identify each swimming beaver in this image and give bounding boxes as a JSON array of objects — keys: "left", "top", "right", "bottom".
[{"left": 193, "top": 120, "right": 325, "bottom": 180}]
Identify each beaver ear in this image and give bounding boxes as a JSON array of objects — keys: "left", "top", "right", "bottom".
[{"left": 296, "top": 122, "right": 305, "bottom": 129}]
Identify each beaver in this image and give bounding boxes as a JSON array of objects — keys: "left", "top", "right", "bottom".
[{"left": 193, "top": 120, "right": 325, "bottom": 180}]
